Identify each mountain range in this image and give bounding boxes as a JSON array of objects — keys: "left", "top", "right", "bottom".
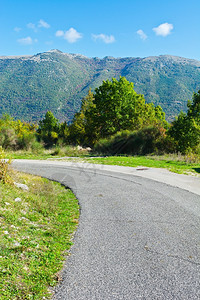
[{"left": 0, "top": 49, "right": 200, "bottom": 122}]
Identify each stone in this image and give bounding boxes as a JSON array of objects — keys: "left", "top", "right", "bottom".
[{"left": 14, "top": 182, "right": 29, "bottom": 191}]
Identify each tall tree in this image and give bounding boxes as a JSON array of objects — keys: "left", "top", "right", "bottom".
[
  {"left": 168, "top": 91, "right": 200, "bottom": 153},
  {"left": 187, "top": 90, "right": 200, "bottom": 122},
  {"left": 37, "top": 111, "right": 60, "bottom": 147},
  {"left": 69, "top": 89, "right": 95, "bottom": 145},
  {"left": 69, "top": 77, "right": 168, "bottom": 146},
  {"left": 91, "top": 77, "right": 167, "bottom": 139}
]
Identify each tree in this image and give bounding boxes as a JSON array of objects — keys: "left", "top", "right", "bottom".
[
  {"left": 69, "top": 89, "right": 95, "bottom": 145},
  {"left": 59, "top": 121, "right": 69, "bottom": 144},
  {"left": 37, "top": 111, "right": 60, "bottom": 147},
  {"left": 168, "top": 91, "right": 200, "bottom": 153},
  {"left": 69, "top": 77, "right": 168, "bottom": 146},
  {"left": 91, "top": 77, "right": 167, "bottom": 140},
  {"left": 0, "top": 114, "right": 37, "bottom": 150},
  {"left": 187, "top": 90, "right": 200, "bottom": 122}
]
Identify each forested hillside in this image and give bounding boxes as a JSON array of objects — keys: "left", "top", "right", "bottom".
[{"left": 0, "top": 49, "right": 200, "bottom": 122}]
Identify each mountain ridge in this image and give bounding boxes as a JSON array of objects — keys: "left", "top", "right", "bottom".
[{"left": 0, "top": 50, "right": 200, "bottom": 122}]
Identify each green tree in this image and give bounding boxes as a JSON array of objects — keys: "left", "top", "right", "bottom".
[
  {"left": 168, "top": 91, "right": 200, "bottom": 153},
  {"left": 37, "top": 111, "right": 60, "bottom": 147},
  {"left": 0, "top": 114, "right": 37, "bottom": 150},
  {"left": 91, "top": 77, "right": 167, "bottom": 140},
  {"left": 59, "top": 121, "right": 69, "bottom": 144},
  {"left": 69, "top": 77, "right": 168, "bottom": 146},
  {"left": 187, "top": 90, "right": 200, "bottom": 122},
  {"left": 69, "top": 89, "right": 95, "bottom": 145}
]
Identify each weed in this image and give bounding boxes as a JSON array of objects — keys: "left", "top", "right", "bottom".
[{"left": 0, "top": 146, "right": 12, "bottom": 183}]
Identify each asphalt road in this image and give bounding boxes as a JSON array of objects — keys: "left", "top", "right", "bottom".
[{"left": 12, "top": 160, "right": 200, "bottom": 300}]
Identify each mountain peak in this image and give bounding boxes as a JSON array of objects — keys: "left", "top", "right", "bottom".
[{"left": 47, "top": 49, "right": 63, "bottom": 54}]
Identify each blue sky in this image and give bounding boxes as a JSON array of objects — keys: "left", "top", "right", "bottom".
[{"left": 1, "top": 0, "right": 200, "bottom": 60}]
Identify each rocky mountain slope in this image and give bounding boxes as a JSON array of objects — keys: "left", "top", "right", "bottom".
[{"left": 0, "top": 49, "right": 200, "bottom": 122}]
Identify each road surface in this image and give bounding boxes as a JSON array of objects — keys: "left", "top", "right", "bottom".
[{"left": 12, "top": 160, "right": 200, "bottom": 300}]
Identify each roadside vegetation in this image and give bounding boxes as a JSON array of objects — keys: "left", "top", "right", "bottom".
[
  {"left": 0, "top": 149, "right": 79, "bottom": 300},
  {"left": 0, "top": 76, "right": 199, "bottom": 174},
  {"left": 0, "top": 77, "right": 199, "bottom": 298},
  {"left": 0, "top": 77, "right": 200, "bottom": 158},
  {"left": 83, "top": 154, "right": 200, "bottom": 176}
]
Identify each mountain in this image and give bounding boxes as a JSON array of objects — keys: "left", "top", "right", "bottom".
[{"left": 0, "top": 49, "right": 200, "bottom": 122}]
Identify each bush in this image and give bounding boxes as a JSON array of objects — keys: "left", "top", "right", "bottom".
[
  {"left": 0, "top": 126, "right": 17, "bottom": 149},
  {"left": 17, "top": 132, "right": 37, "bottom": 150},
  {"left": 0, "top": 115, "right": 39, "bottom": 151},
  {"left": 31, "top": 140, "right": 45, "bottom": 154},
  {"left": 94, "top": 126, "right": 167, "bottom": 155},
  {"left": 51, "top": 145, "right": 90, "bottom": 157},
  {"left": 0, "top": 147, "right": 12, "bottom": 183}
]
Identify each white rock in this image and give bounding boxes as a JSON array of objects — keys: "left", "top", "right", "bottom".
[
  {"left": 5, "top": 202, "right": 10, "bottom": 205},
  {"left": 14, "top": 182, "right": 29, "bottom": 191},
  {"left": 14, "top": 197, "right": 22, "bottom": 202},
  {"left": 77, "top": 145, "right": 83, "bottom": 150},
  {"left": 13, "top": 242, "right": 21, "bottom": 247}
]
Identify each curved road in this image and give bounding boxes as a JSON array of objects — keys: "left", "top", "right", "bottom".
[{"left": 12, "top": 160, "right": 200, "bottom": 300}]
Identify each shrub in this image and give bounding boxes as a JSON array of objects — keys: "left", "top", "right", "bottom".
[
  {"left": 0, "top": 146, "right": 12, "bottom": 183},
  {"left": 0, "top": 126, "right": 17, "bottom": 149},
  {"left": 31, "top": 140, "right": 45, "bottom": 154},
  {"left": 94, "top": 126, "right": 167, "bottom": 156}
]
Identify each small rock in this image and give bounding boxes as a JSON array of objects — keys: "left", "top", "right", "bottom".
[
  {"left": 5, "top": 202, "right": 11, "bottom": 205},
  {"left": 19, "top": 217, "right": 29, "bottom": 221},
  {"left": 77, "top": 145, "right": 83, "bottom": 150},
  {"left": 14, "top": 182, "right": 29, "bottom": 191},
  {"left": 86, "top": 147, "right": 92, "bottom": 151},
  {"left": 14, "top": 197, "right": 22, "bottom": 202},
  {"left": 13, "top": 242, "right": 21, "bottom": 247}
]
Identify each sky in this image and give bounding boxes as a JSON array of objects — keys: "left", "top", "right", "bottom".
[{"left": 1, "top": 0, "right": 200, "bottom": 60}]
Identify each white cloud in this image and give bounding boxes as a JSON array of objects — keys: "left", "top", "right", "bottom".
[
  {"left": 27, "top": 23, "right": 37, "bottom": 32},
  {"left": 153, "top": 23, "right": 173, "bottom": 37},
  {"left": 56, "top": 28, "right": 82, "bottom": 43},
  {"left": 137, "top": 29, "right": 147, "bottom": 40},
  {"left": 27, "top": 20, "right": 50, "bottom": 32},
  {"left": 92, "top": 33, "right": 115, "bottom": 44},
  {"left": 38, "top": 19, "right": 50, "bottom": 29},
  {"left": 17, "top": 37, "right": 37, "bottom": 45},
  {"left": 14, "top": 27, "right": 22, "bottom": 33},
  {"left": 55, "top": 30, "right": 64, "bottom": 37}
]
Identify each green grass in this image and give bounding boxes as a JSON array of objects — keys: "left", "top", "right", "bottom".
[
  {"left": 0, "top": 170, "right": 79, "bottom": 300},
  {"left": 5, "top": 146, "right": 90, "bottom": 160},
  {"left": 56, "top": 153, "right": 199, "bottom": 176},
  {"left": 82, "top": 154, "right": 200, "bottom": 176},
  {"left": 4, "top": 147, "right": 200, "bottom": 176}
]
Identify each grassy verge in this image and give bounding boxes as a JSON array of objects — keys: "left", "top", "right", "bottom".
[
  {"left": 5, "top": 146, "right": 90, "bottom": 160},
  {"left": 82, "top": 155, "right": 200, "bottom": 176},
  {"left": 0, "top": 169, "right": 79, "bottom": 299},
  {"left": 4, "top": 148, "right": 200, "bottom": 176},
  {"left": 56, "top": 154, "right": 200, "bottom": 176}
]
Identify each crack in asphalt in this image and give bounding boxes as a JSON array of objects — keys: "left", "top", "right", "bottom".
[{"left": 144, "top": 244, "right": 200, "bottom": 266}]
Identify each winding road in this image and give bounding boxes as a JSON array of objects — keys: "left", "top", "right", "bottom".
[{"left": 12, "top": 160, "right": 200, "bottom": 300}]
